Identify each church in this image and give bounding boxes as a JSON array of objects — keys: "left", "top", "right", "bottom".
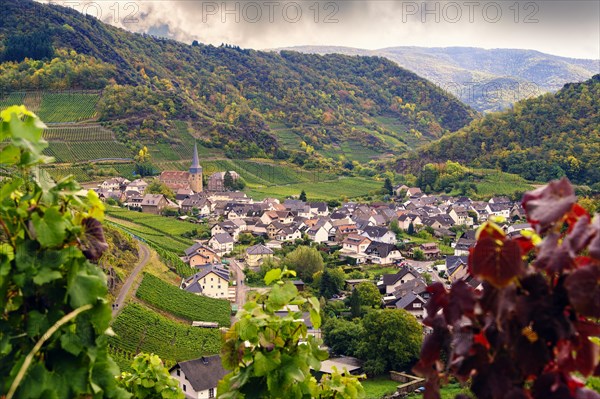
[{"left": 159, "top": 143, "right": 203, "bottom": 193}]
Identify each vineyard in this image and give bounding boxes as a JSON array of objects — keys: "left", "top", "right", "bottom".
[
  {"left": 149, "top": 120, "right": 221, "bottom": 162},
  {"left": 36, "top": 92, "right": 100, "bottom": 122},
  {"left": 42, "top": 141, "right": 132, "bottom": 162},
  {"left": 136, "top": 273, "right": 231, "bottom": 326},
  {"left": 109, "top": 303, "right": 222, "bottom": 364},
  {"left": 43, "top": 124, "right": 115, "bottom": 141},
  {"left": 0, "top": 92, "right": 25, "bottom": 109},
  {"left": 42, "top": 163, "right": 136, "bottom": 182}
]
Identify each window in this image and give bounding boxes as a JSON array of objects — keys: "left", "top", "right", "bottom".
[
  {"left": 183, "top": 385, "right": 186, "bottom": 392},
  {"left": 414, "top": 303, "right": 422, "bottom": 308},
  {"left": 211, "top": 277, "right": 214, "bottom": 281},
  {"left": 209, "top": 388, "right": 215, "bottom": 398},
  {"left": 218, "top": 285, "right": 221, "bottom": 289},
  {"left": 176, "top": 370, "right": 180, "bottom": 376}
]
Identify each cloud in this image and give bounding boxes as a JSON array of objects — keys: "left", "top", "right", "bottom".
[{"left": 45, "top": 0, "right": 600, "bottom": 59}]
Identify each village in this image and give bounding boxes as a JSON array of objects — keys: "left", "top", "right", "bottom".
[{"left": 91, "top": 145, "right": 534, "bottom": 398}]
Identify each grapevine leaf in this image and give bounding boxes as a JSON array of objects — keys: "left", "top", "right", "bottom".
[
  {"left": 444, "top": 280, "right": 476, "bottom": 325},
  {"left": 80, "top": 217, "right": 109, "bottom": 261},
  {"left": 31, "top": 207, "right": 66, "bottom": 247},
  {"left": 564, "top": 265, "right": 600, "bottom": 318},
  {"left": 253, "top": 351, "right": 279, "bottom": 376},
  {"left": 33, "top": 267, "right": 62, "bottom": 285},
  {"left": 589, "top": 216, "right": 600, "bottom": 260},
  {"left": 68, "top": 271, "right": 107, "bottom": 307},
  {"left": 470, "top": 237, "right": 524, "bottom": 288},
  {"left": 522, "top": 177, "right": 576, "bottom": 230},
  {"left": 264, "top": 268, "right": 282, "bottom": 285}
]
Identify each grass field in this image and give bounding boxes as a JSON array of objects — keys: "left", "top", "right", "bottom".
[
  {"left": 246, "top": 176, "right": 383, "bottom": 200},
  {"left": 362, "top": 376, "right": 400, "bottom": 399},
  {"left": 136, "top": 273, "right": 231, "bottom": 326},
  {"left": 109, "top": 303, "right": 222, "bottom": 364}
]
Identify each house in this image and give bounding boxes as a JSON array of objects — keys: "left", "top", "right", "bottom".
[
  {"left": 126, "top": 178, "right": 148, "bottom": 194},
  {"left": 448, "top": 207, "right": 472, "bottom": 226},
  {"left": 181, "top": 196, "right": 212, "bottom": 216},
  {"left": 170, "top": 355, "right": 227, "bottom": 399},
  {"left": 245, "top": 244, "right": 274, "bottom": 268},
  {"left": 341, "top": 234, "right": 371, "bottom": 254},
  {"left": 388, "top": 278, "right": 430, "bottom": 303},
  {"left": 446, "top": 255, "right": 469, "bottom": 282},
  {"left": 207, "top": 171, "right": 240, "bottom": 192},
  {"left": 307, "top": 226, "right": 329, "bottom": 243},
  {"left": 360, "top": 226, "right": 397, "bottom": 244},
  {"left": 394, "top": 184, "right": 410, "bottom": 197},
  {"left": 486, "top": 203, "right": 511, "bottom": 219},
  {"left": 381, "top": 269, "right": 421, "bottom": 294},
  {"left": 140, "top": 194, "right": 168, "bottom": 214},
  {"left": 333, "top": 223, "right": 358, "bottom": 241},
  {"left": 275, "top": 225, "right": 302, "bottom": 242},
  {"left": 308, "top": 202, "right": 329, "bottom": 217},
  {"left": 454, "top": 237, "right": 476, "bottom": 256},
  {"left": 208, "top": 233, "right": 234, "bottom": 256},
  {"left": 99, "top": 177, "right": 130, "bottom": 191},
  {"left": 391, "top": 292, "right": 427, "bottom": 319},
  {"left": 183, "top": 243, "right": 220, "bottom": 267},
  {"left": 411, "top": 243, "right": 441, "bottom": 260},
  {"left": 181, "top": 264, "right": 230, "bottom": 299},
  {"left": 364, "top": 242, "right": 403, "bottom": 265}
]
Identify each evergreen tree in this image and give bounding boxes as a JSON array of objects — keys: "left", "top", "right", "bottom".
[
  {"left": 223, "top": 171, "right": 234, "bottom": 190},
  {"left": 299, "top": 190, "right": 307, "bottom": 202},
  {"left": 350, "top": 288, "right": 361, "bottom": 318},
  {"left": 407, "top": 221, "right": 415, "bottom": 235},
  {"left": 384, "top": 177, "right": 393, "bottom": 196}
]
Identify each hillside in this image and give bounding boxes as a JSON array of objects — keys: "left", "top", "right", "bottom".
[
  {"left": 274, "top": 46, "right": 599, "bottom": 113},
  {"left": 405, "top": 75, "right": 600, "bottom": 186},
  {"left": 0, "top": 0, "right": 475, "bottom": 167}
]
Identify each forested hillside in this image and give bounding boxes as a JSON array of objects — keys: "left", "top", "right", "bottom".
[
  {"left": 0, "top": 0, "right": 475, "bottom": 163},
  {"left": 408, "top": 75, "right": 600, "bottom": 186},
  {"left": 276, "top": 45, "right": 599, "bottom": 112}
]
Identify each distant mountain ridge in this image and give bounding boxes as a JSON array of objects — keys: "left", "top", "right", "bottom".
[{"left": 272, "top": 45, "right": 599, "bottom": 112}]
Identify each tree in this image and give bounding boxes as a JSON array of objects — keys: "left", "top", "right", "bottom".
[
  {"left": 146, "top": 179, "right": 175, "bottom": 201},
  {"left": 0, "top": 106, "right": 129, "bottom": 398},
  {"left": 282, "top": 246, "right": 324, "bottom": 283},
  {"left": 322, "top": 318, "right": 364, "bottom": 357},
  {"left": 319, "top": 268, "right": 346, "bottom": 299},
  {"left": 218, "top": 269, "right": 365, "bottom": 399},
  {"left": 355, "top": 282, "right": 381, "bottom": 309},
  {"left": 349, "top": 287, "right": 362, "bottom": 318},
  {"left": 383, "top": 178, "right": 393, "bottom": 196},
  {"left": 390, "top": 219, "right": 401, "bottom": 235},
  {"left": 422, "top": 272, "right": 433, "bottom": 285},
  {"left": 407, "top": 222, "right": 415, "bottom": 236},
  {"left": 299, "top": 190, "right": 307, "bottom": 202},
  {"left": 412, "top": 248, "right": 425, "bottom": 261},
  {"left": 357, "top": 309, "right": 423, "bottom": 376},
  {"left": 223, "top": 171, "right": 234, "bottom": 190},
  {"left": 414, "top": 178, "right": 600, "bottom": 399}
]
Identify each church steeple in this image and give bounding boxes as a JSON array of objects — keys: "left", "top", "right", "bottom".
[{"left": 189, "top": 142, "right": 203, "bottom": 192}]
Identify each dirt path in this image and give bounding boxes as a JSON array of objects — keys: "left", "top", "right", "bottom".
[{"left": 111, "top": 240, "right": 151, "bottom": 317}]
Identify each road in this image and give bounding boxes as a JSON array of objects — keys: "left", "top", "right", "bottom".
[
  {"left": 111, "top": 241, "right": 150, "bottom": 317},
  {"left": 228, "top": 259, "right": 247, "bottom": 308}
]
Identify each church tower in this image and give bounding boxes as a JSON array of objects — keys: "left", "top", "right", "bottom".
[{"left": 189, "top": 142, "right": 203, "bottom": 193}]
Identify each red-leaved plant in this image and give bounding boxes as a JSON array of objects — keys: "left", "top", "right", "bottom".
[{"left": 414, "top": 178, "right": 600, "bottom": 399}]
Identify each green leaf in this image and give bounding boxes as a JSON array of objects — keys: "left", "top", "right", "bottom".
[
  {"left": 309, "top": 308, "right": 322, "bottom": 330},
  {"left": 33, "top": 267, "right": 63, "bottom": 285},
  {"left": 237, "top": 318, "right": 258, "bottom": 341},
  {"left": 253, "top": 351, "right": 279, "bottom": 376},
  {"left": 31, "top": 207, "right": 67, "bottom": 247},
  {"left": 264, "top": 268, "right": 282, "bottom": 285},
  {"left": 68, "top": 271, "right": 107, "bottom": 307},
  {"left": 0, "top": 144, "right": 20, "bottom": 165}
]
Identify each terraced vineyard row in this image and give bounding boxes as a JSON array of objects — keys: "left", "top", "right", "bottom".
[
  {"left": 136, "top": 273, "right": 231, "bottom": 326},
  {"left": 0, "top": 92, "right": 25, "bottom": 109},
  {"left": 43, "top": 124, "right": 115, "bottom": 141},
  {"left": 109, "top": 303, "right": 222, "bottom": 363},
  {"left": 36, "top": 92, "right": 100, "bottom": 123},
  {"left": 42, "top": 163, "right": 136, "bottom": 183},
  {"left": 43, "top": 141, "right": 132, "bottom": 162}
]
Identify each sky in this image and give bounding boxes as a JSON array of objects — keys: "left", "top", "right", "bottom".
[{"left": 46, "top": 0, "right": 600, "bottom": 59}]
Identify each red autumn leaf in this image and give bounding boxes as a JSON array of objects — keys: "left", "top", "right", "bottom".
[
  {"left": 564, "top": 265, "right": 600, "bottom": 318},
  {"left": 470, "top": 237, "right": 524, "bottom": 288},
  {"left": 424, "top": 282, "right": 449, "bottom": 326},
  {"left": 589, "top": 216, "right": 600, "bottom": 260},
  {"left": 444, "top": 280, "right": 476, "bottom": 325},
  {"left": 522, "top": 178, "right": 577, "bottom": 231}
]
